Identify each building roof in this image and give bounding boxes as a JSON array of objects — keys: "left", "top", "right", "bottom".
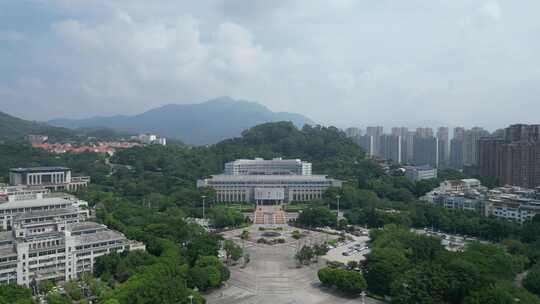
[
  {"left": 0, "top": 197, "right": 75, "bottom": 210},
  {"left": 72, "top": 229, "right": 125, "bottom": 244},
  {"left": 13, "top": 207, "right": 79, "bottom": 220},
  {"left": 68, "top": 222, "right": 105, "bottom": 232},
  {"left": 10, "top": 167, "right": 70, "bottom": 173},
  {"left": 202, "top": 174, "right": 338, "bottom": 182}
]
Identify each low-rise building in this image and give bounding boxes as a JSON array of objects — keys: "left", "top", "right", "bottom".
[
  {"left": 0, "top": 196, "right": 144, "bottom": 286},
  {"left": 404, "top": 165, "right": 437, "bottom": 181},
  {"left": 9, "top": 167, "right": 90, "bottom": 191},
  {"left": 0, "top": 185, "right": 49, "bottom": 202},
  {"left": 424, "top": 181, "right": 540, "bottom": 222},
  {"left": 0, "top": 194, "right": 89, "bottom": 230},
  {"left": 0, "top": 220, "right": 144, "bottom": 286}
]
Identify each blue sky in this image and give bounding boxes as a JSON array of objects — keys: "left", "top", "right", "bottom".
[{"left": 1, "top": 0, "right": 540, "bottom": 130}]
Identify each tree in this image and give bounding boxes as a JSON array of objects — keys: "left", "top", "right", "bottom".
[
  {"left": 313, "top": 243, "right": 329, "bottom": 257},
  {"left": 296, "top": 206, "right": 337, "bottom": 228},
  {"left": 0, "top": 284, "right": 34, "bottom": 304},
  {"left": 46, "top": 293, "right": 71, "bottom": 304},
  {"left": 187, "top": 234, "right": 222, "bottom": 265},
  {"left": 223, "top": 240, "right": 243, "bottom": 263},
  {"left": 364, "top": 247, "right": 410, "bottom": 296},
  {"left": 465, "top": 282, "right": 540, "bottom": 304},
  {"left": 295, "top": 246, "right": 315, "bottom": 265},
  {"left": 524, "top": 266, "right": 540, "bottom": 297},
  {"left": 240, "top": 230, "right": 250, "bottom": 240},
  {"left": 317, "top": 267, "right": 367, "bottom": 295},
  {"left": 335, "top": 268, "right": 367, "bottom": 295},
  {"left": 38, "top": 279, "right": 54, "bottom": 294},
  {"left": 64, "top": 280, "right": 82, "bottom": 301},
  {"left": 318, "top": 267, "right": 337, "bottom": 287},
  {"left": 208, "top": 206, "right": 244, "bottom": 228}
]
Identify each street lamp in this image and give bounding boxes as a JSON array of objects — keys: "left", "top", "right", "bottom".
[{"left": 188, "top": 295, "right": 194, "bottom": 304}]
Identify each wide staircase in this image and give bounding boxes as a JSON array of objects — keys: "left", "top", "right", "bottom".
[
  {"left": 254, "top": 205, "right": 286, "bottom": 225},
  {"left": 273, "top": 210, "right": 285, "bottom": 224},
  {"left": 254, "top": 207, "right": 265, "bottom": 224}
]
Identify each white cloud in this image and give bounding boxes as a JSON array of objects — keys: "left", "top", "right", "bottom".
[
  {"left": 479, "top": 2, "right": 502, "bottom": 21},
  {"left": 2, "top": 0, "right": 540, "bottom": 129}
]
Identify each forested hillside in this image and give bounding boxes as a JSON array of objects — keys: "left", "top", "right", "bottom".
[{"left": 0, "top": 111, "right": 75, "bottom": 141}]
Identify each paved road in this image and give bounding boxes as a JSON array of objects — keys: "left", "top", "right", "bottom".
[{"left": 207, "top": 227, "right": 384, "bottom": 304}]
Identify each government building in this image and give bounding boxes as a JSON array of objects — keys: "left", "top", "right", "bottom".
[{"left": 197, "top": 158, "right": 342, "bottom": 205}]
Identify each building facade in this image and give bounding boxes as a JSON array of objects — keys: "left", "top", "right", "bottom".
[
  {"left": 0, "top": 195, "right": 144, "bottom": 286},
  {"left": 0, "top": 194, "right": 90, "bottom": 230},
  {"left": 424, "top": 179, "right": 540, "bottom": 223},
  {"left": 358, "top": 135, "right": 375, "bottom": 157},
  {"left": 366, "top": 126, "right": 384, "bottom": 157},
  {"left": 224, "top": 158, "right": 312, "bottom": 176},
  {"left": 379, "top": 135, "right": 403, "bottom": 164},
  {"left": 413, "top": 136, "right": 438, "bottom": 167},
  {"left": 437, "top": 127, "right": 449, "bottom": 166},
  {"left": 9, "top": 167, "right": 90, "bottom": 191},
  {"left": 478, "top": 124, "right": 540, "bottom": 188},
  {"left": 197, "top": 158, "right": 342, "bottom": 205},
  {"left": 404, "top": 165, "right": 437, "bottom": 181}
]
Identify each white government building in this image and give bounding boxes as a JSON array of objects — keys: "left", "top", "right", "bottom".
[
  {"left": 197, "top": 158, "right": 342, "bottom": 205},
  {"left": 0, "top": 174, "right": 144, "bottom": 286}
]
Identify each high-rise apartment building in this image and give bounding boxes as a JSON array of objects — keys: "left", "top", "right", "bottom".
[
  {"left": 450, "top": 127, "right": 466, "bottom": 168},
  {"left": 345, "top": 127, "right": 362, "bottom": 139},
  {"left": 366, "top": 126, "right": 384, "bottom": 157},
  {"left": 415, "top": 127, "right": 434, "bottom": 138},
  {"left": 463, "top": 127, "right": 489, "bottom": 166},
  {"left": 450, "top": 138, "right": 464, "bottom": 168},
  {"left": 437, "top": 127, "right": 449, "bottom": 166},
  {"left": 391, "top": 127, "right": 412, "bottom": 162},
  {"left": 413, "top": 136, "right": 438, "bottom": 167},
  {"left": 479, "top": 124, "right": 540, "bottom": 188},
  {"left": 380, "top": 135, "right": 403, "bottom": 163},
  {"left": 454, "top": 127, "right": 465, "bottom": 141},
  {"left": 358, "top": 135, "right": 375, "bottom": 157}
]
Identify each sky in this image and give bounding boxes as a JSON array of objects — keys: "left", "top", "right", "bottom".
[{"left": 0, "top": 0, "right": 539, "bottom": 130}]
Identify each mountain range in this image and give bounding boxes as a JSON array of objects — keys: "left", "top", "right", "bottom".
[{"left": 49, "top": 97, "right": 313, "bottom": 145}]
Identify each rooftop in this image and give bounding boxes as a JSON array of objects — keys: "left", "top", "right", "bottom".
[
  {"left": 68, "top": 222, "right": 105, "bottom": 232},
  {"left": 73, "top": 229, "right": 125, "bottom": 244},
  {"left": 10, "top": 167, "right": 70, "bottom": 173},
  {"left": 203, "top": 174, "right": 337, "bottom": 182},
  {"left": 0, "top": 197, "right": 76, "bottom": 210},
  {"left": 13, "top": 207, "right": 79, "bottom": 220}
]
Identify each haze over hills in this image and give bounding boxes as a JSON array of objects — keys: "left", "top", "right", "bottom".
[
  {"left": 49, "top": 97, "right": 314, "bottom": 145},
  {"left": 0, "top": 111, "right": 75, "bottom": 140}
]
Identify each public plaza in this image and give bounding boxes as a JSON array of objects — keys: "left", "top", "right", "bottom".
[{"left": 206, "top": 223, "right": 381, "bottom": 304}]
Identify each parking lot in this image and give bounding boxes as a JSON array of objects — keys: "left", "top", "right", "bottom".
[{"left": 322, "top": 232, "right": 371, "bottom": 264}]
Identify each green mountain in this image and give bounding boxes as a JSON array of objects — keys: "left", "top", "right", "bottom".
[
  {"left": 49, "top": 97, "right": 314, "bottom": 146},
  {"left": 0, "top": 110, "right": 75, "bottom": 141}
]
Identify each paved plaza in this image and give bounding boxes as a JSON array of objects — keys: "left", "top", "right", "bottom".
[{"left": 206, "top": 225, "right": 383, "bottom": 304}]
